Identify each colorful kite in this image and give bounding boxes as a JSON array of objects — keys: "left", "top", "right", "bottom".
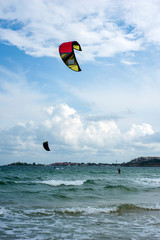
[{"left": 59, "top": 41, "right": 82, "bottom": 72}]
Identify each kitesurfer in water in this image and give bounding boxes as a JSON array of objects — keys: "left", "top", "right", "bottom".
[{"left": 117, "top": 168, "right": 121, "bottom": 175}]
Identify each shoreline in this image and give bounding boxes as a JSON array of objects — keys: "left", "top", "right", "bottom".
[{"left": 2, "top": 156, "right": 160, "bottom": 167}]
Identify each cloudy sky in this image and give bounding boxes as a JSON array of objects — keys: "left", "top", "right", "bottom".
[{"left": 0, "top": 0, "right": 160, "bottom": 165}]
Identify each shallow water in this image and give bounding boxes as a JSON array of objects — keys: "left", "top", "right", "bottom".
[{"left": 0, "top": 165, "right": 160, "bottom": 239}]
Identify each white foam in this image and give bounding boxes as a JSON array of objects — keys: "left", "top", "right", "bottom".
[
  {"left": 134, "top": 177, "right": 160, "bottom": 187},
  {"left": 0, "top": 207, "right": 5, "bottom": 216},
  {"left": 58, "top": 206, "right": 117, "bottom": 215},
  {"left": 41, "top": 179, "right": 85, "bottom": 186},
  {"left": 23, "top": 208, "right": 54, "bottom": 216},
  {"left": 138, "top": 203, "right": 160, "bottom": 210}
]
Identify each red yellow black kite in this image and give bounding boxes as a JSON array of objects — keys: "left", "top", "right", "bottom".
[{"left": 59, "top": 41, "right": 82, "bottom": 72}]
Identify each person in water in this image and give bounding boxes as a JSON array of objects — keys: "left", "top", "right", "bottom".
[{"left": 117, "top": 168, "right": 121, "bottom": 175}]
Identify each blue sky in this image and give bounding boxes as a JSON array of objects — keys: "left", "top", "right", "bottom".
[{"left": 0, "top": 0, "right": 160, "bottom": 165}]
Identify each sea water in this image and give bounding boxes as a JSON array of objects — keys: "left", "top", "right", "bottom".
[{"left": 0, "top": 165, "right": 160, "bottom": 240}]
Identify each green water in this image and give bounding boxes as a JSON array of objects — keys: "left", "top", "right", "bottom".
[{"left": 0, "top": 166, "right": 160, "bottom": 239}]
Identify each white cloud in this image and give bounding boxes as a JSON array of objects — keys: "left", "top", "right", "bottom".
[
  {"left": 121, "top": 59, "right": 138, "bottom": 65},
  {"left": 43, "top": 103, "right": 83, "bottom": 146},
  {"left": 124, "top": 123, "right": 154, "bottom": 141},
  {"left": 43, "top": 106, "right": 54, "bottom": 115},
  {"left": 121, "top": 0, "right": 160, "bottom": 44},
  {"left": 0, "top": 0, "right": 160, "bottom": 59},
  {"left": 0, "top": 101, "right": 157, "bottom": 164},
  {"left": 40, "top": 103, "right": 121, "bottom": 148}
]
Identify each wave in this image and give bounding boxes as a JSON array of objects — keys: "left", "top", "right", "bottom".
[
  {"left": 0, "top": 179, "right": 87, "bottom": 187},
  {"left": 134, "top": 177, "right": 160, "bottom": 187},
  {"left": 104, "top": 185, "right": 137, "bottom": 191},
  {"left": 41, "top": 178, "right": 104, "bottom": 187},
  {"left": 1, "top": 203, "right": 160, "bottom": 219},
  {"left": 53, "top": 204, "right": 160, "bottom": 216},
  {"left": 0, "top": 180, "right": 40, "bottom": 186},
  {"left": 0, "top": 207, "right": 5, "bottom": 216},
  {"left": 56, "top": 204, "right": 160, "bottom": 216},
  {"left": 110, "top": 203, "right": 160, "bottom": 214},
  {"left": 0, "top": 181, "right": 6, "bottom": 185},
  {"left": 24, "top": 206, "right": 116, "bottom": 217},
  {"left": 84, "top": 179, "right": 96, "bottom": 185},
  {"left": 0, "top": 180, "right": 18, "bottom": 185},
  {"left": 40, "top": 179, "right": 86, "bottom": 186}
]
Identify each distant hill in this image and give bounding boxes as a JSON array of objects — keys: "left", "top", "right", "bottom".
[
  {"left": 3, "top": 157, "right": 160, "bottom": 167},
  {"left": 122, "top": 157, "right": 160, "bottom": 167},
  {"left": 5, "top": 162, "right": 44, "bottom": 166}
]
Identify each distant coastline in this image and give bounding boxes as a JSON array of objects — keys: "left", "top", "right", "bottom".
[
  {"left": 3, "top": 156, "right": 160, "bottom": 167},
  {"left": 3, "top": 162, "right": 44, "bottom": 167},
  {"left": 121, "top": 156, "right": 160, "bottom": 167}
]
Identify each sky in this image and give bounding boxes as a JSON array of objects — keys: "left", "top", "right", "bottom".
[{"left": 0, "top": 0, "right": 160, "bottom": 165}]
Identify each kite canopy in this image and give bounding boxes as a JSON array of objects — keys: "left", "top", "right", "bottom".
[
  {"left": 43, "top": 141, "right": 50, "bottom": 151},
  {"left": 59, "top": 41, "right": 82, "bottom": 72}
]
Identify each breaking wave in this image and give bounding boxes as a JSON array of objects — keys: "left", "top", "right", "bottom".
[
  {"left": 40, "top": 179, "right": 86, "bottom": 186},
  {"left": 134, "top": 177, "right": 160, "bottom": 187},
  {"left": 55, "top": 204, "right": 160, "bottom": 216},
  {"left": 20, "top": 204, "right": 160, "bottom": 217}
]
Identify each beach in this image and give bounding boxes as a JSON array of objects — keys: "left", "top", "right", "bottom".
[{"left": 0, "top": 165, "right": 160, "bottom": 240}]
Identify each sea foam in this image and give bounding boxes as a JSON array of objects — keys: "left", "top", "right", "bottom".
[
  {"left": 41, "top": 179, "right": 85, "bottom": 186},
  {"left": 54, "top": 206, "right": 117, "bottom": 216},
  {"left": 0, "top": 207, "right": 5, "bottom": 216},
  {"left": 134, "top": 177, "right": 160, "bottom": 187}
]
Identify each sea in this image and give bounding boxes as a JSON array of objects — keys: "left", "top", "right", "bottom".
[{"left": 0, "top": 165, "right": 160, "bottom": 240}]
